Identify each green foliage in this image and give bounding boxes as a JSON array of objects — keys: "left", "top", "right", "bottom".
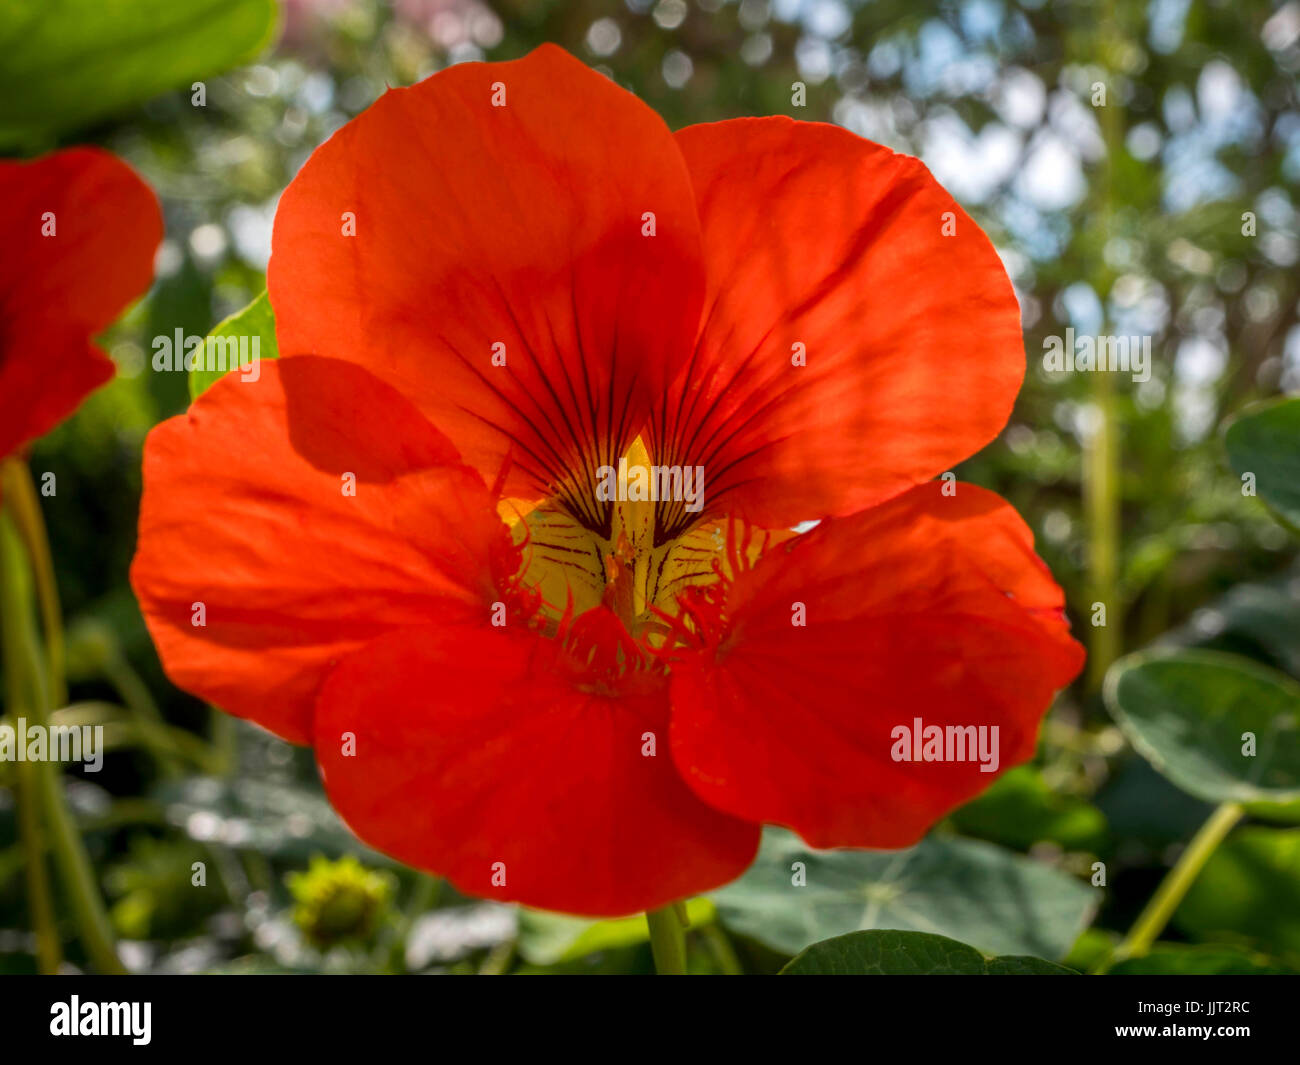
[
  {"left": 1225, "top": 398, "right": 1300, "bottom": 536},
  {"left": 1105, "top": 650, "right": 1300, "bottom": 806},
  {"left": 1174, "top": 828, "right": 1300, "bottom": 965},
  {"left": 1161, "top": 563, "right": 1300, "bottom": 679},
  {"left": 712, "top": 828, "right": 1095, "bottom": 961},
  {"left": 780, "top": 930, "right": 1075, "bottom": 975},
  {"left": 154, "top": 776, "right": 388, "bottom": 863},
  {"left": 0, "top": 0, "right": 279, "bottom": 150},
  {"left": 517, "top": 898, "right": 716, "bottom": 966},
  {"left": 1109, "top": 944, "right": 1294, "bottom": 976},
  {"left": 106, "top": 836, "right": 223, "bottom": 940},
  {"left": 188, "top": 291, "right": 279, "bottom": 401},
  {"left": 950, "top": 766, "right": 1110, "bottom": 853}
]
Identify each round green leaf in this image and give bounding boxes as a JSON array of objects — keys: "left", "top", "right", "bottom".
[
  {"left": 1105, "top": 650, "right": 1300, "bottom": 805},
  {"left": 712, "top": 828, "right": 1095, "bottom": 961},
  {"left": 1224, "top": 397, "right": 1300, "bottom": 535},
  {"left": 780, "top": 930, "right": 1075, "bottom": 975}
]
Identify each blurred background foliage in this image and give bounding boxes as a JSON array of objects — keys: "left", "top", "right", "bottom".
[{"left": 1, "top": 0, "right": 1298, "bottom": 974}]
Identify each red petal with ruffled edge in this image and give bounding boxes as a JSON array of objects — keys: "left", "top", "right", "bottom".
[
  {"left": 649, "top": 118, "right": 1023, "bottom": 534},
  {"left": 669, "top": 482, "right": 1085, "bottom": 849},
  {"left": 313, "top": 613, "right": 760, "bottom": 916},
  {"left": 130, "top": 357, "right": 513, "bottom": 744},
  {"left": 269, "top": 44, "right": 705, "bottom": 536},
  {"left": 0, "top": 148, "right": 161, "bottom": 458}
]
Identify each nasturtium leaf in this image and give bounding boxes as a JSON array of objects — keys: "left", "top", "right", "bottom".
[
  {"left": 0, "top": 0, "right": 280, "bottom": 150},
  {"left": 188, "top": 291, "right": 278, "bottom": 400},
  {"left": 711, "top": 828, "right": 1095, "bottom": 961},
  {"left": 1104, "top": 650, "right": 1300, "bottom": 805},
  {"left": 780, "top": 930, "right": 1075, "bottom": 975},
  {"left": 517, "top": 898, "right": 716, "bottom": 966},
  {"left": 1224, "top": 397, "right": 1300, "bottom": 535},
  {"left": 1109, "top": 944, "right": 1294, "bottom": 976},
  {"left": 1173, "top": 828, "right": 1300, "bottom": 961}
]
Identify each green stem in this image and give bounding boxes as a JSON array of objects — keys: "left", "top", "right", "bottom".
[
  {"left": 1084, "top": 372, "right": 1120, "bottom": 691},
  {"left": 1, "top": 461, "right": 65, "bottom": 706},
  {"left": 102, "top": 653, "right": 186, "bottom": 777},
  {"left": 1105, "top": 802, "right": 1244, "bottom": 970},
  {"left": 0, "top": 519, "right": 61, "bottom": 973},
  {"left": 0, "top": 513, "right": 124, "bottom": 973},
  {"left": 646, "top": 905, "right": 687, "bottom": 975},
  {"left": 1085, "top": 3, "right": 1124, "bottom": 693},
  {"left": 478, "top": 940, "right": 516, "bottom": 975},
  {"left": 380, "top": 874, "right": 440, "bottom": 973},
  {"left": 210, "top": 711, "right": 238, "bottom": 777},
  {"left": 57, "top": 701, "right": 222, "bottom": 775},
  {"left": 10, "top": 742, "right": 61, "bottom": 973},
  {"left": 703, "top": 922, "right": 743, "bottom": 975}
]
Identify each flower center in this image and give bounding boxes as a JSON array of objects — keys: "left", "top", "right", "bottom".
[{"left": 502, "top": 436, "right": 726, "bottom": 637}]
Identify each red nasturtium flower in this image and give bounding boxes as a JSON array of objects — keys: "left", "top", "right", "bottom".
[
  {"left": 131, "top": 46, "right": 1084, "bottom": 916},
  {"left": 0, "top": 149, "right": 161, "bottom": 460}
]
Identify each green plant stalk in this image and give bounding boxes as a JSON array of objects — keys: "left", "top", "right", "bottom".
[
  {"left": 1084, "top": 371, "right": 1120, "bottom": 691},
  {"left": 1085, "top": 7, "right": 1124, "bottom": 693},
  {"left": 2, "top": 460, "right": 203, "bottom": 778},
  {"left": 703, "top": 922, "right": 743, "bottom": 975},
  {"left": 1106, "top": 801, "right": 1244, "bottom": 969},
  {"left": 5, "top": 698, "right": 61, "bottom": 972},
  {"left": 54, "top": 701, "right": 223, "bottom": 775},
  {"left": 210, "top": 710, "right": 238, "bottom": 777},
  {"left": 478, "top": 939, "right": 516, "bottom": 975},
  {"left": 101, "top": 653, "right": 186, "bottom": 778},
  {"left": 0, "top": 514, "right": 124, "bottom": 973},
  {"left": 1, "top": 460, "right": 66, "bottom": 707},
  {"left": 1, "top": 495, "right": 62, "bottom": 973},
  {"left": 379, "top": 874, "right": 441, "bottom": 973},
  {"left": 0, "top": 799, "right": 168, "bottom": 895},
  {"left": 645, "top": 905, "right": 687, "bottom": 975}
]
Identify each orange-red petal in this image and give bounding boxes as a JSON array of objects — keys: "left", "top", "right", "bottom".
[
  {"left": 130, "top": 357, "right": 512, "bottom": 744},
  {"left": 651, "top": 118, "right": 1023, "bottom": 531},
  {"left": 668, "top": 482, "right": 1084, "bottom": 849},
  {"left": 0, "top": 148, "right": 161, "bottom": 458},
  {"left": 313, "top": 618, "right": 760, "bottom": 916},
  {"left": 269, "top": 45, "right": 705, "bottom": 533}
]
